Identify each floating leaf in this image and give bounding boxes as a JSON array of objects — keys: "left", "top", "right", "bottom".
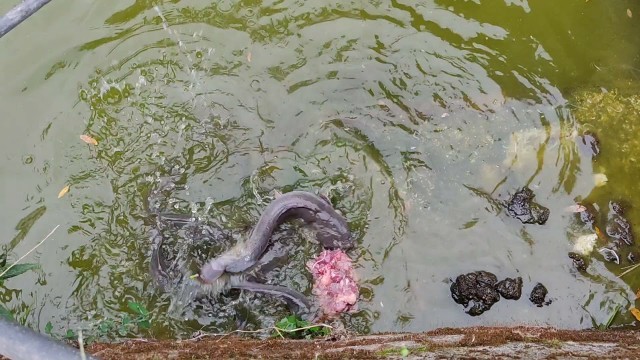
[
  {"left": 0, "top": 305, "right": 13, "bottom": 321},
  {"left": 79, "top": 134, "right": 98, "bottom": 145},
  {"left": 0, "top": 263, "right": 39, "bottom": 281},
  {"left": 594, "top": 226, "right": 606, "bottom": 241},
  {"left": 627, "top": 9, "right": 632, "bottom": 18},
  {"left": 273, "top": 315, "right": 328, "bottom": 339},
  {"left": 276, "top": 315, "right": 297, "bottom": 331},
  {"left": 57, "top": 185, "right": 70, "bottom": 198},
  {"left": 565, "top": 204, "right": 587, "bottom": 213},
  {"left": 631, "top": 307, "right": 640, "bottom": 321}
]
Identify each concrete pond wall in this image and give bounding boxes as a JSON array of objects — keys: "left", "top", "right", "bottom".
[{"left": 85, "top": 327, "right": 640, "bottom": 359}]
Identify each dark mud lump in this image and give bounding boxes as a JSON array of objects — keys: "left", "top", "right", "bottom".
[
  {"left": 529, "top": 283, "right": 551, "bottom": 307},
  {"left": 450, "top": 271, "right": 500, "bottom": 316},
  {"left": 505, "top": 187, "right": 550, "bottom": 225},
  {"left": 495, "top": 277, "right": 523, "bottom": 300}
]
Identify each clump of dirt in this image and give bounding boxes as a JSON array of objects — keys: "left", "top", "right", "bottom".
[
  {"left": 450, "top": 272, "right": 524, "bottom": 315},
  {"left": 529, "top": 283, "right": 551, "bottom": 307},
  {"left": 505, "top": 187, "right": 550, "bottom": 225},
  {"left": 450, "top": 271, "right": 500, "bottom": 316},
  {"left": 495, "top": 277, "right": 523, "bottom": 300}
]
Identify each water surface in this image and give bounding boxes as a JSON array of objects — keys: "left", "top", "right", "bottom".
[{"left": 0, "top": 0, "right": 639, "bottom": 339}]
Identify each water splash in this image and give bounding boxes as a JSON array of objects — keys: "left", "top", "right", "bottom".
[{"left": 153, "top": 5, "right": 209, "bottom": 113}]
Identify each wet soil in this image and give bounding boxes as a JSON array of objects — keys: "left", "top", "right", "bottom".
[
  {"left": 83, "top": 327, "right": 640, "bottom": 359},
  {"left": 495, "top": 277, "right": 523, "bottom": 300},
  {"left": 450, "top": 271, "right": 501, "bottom": 316},
  {"left": 529, "top": 283, "right": 551, "bottom": 307},
  {"left": 450, "top": 271, "right": 524, "bottom": 316},
  {"left": 505, "top": 187, "right": 550, "bottom": 225}
]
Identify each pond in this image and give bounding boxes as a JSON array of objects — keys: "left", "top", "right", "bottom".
[{"left": 0, "top": 0, "right": 639, "bottom": 340}]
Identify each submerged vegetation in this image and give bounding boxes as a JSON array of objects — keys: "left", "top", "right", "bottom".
[
  {"left": 0, "top": 251, "right": 39, "bottom": 321},
  {"left": 45, "top": 301, "right": 151, "bottom": 343},
  {"left": 571, "top": 90, "right": 640, "bottom": 280},
  {"left": 572, "top": 90, "right": 640, "bottom": 184},
  {"left": 571, "top": 90, "right": 640, "bottom": 325}
]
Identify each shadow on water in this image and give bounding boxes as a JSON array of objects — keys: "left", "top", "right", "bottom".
[{"left": 0, "top": 0, "right": 639, "bottom": 340}]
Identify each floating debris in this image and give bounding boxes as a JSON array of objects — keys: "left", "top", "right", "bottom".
[
  {"left": 568, "top": 252, "right": 587, "bottom": 272},
  {"left": 573, "top": 234, "right": 598, "bottom": 255},
  {"left": 57, "top": 185, "right": 70, "bottom": 198},
  {"left": 79, "top": 134, "right": 98, "bottom": 145},
  {"left": 606, "top": 202, "right": 634, "bottom": 246},
  {"left": 593, "top": 173, "right": 608, "bottom": 187},
  {"left": 565, "top": 204, "right": 587, "bottom": 213},
  {"left": 598, "top": 247, "right": 620, "bottom": 264}
]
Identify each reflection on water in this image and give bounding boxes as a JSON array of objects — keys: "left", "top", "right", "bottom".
[{"left": 0, "top": 0, "right": 639, "bottom": 339}]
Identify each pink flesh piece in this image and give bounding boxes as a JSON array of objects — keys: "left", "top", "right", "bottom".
[{"left": 307, "top": 249, "right": 359, "bottom": 316}]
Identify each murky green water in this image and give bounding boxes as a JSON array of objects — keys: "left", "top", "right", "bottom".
[{"left": 1, "top": 0, "right": 639, "bottom": 340}]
